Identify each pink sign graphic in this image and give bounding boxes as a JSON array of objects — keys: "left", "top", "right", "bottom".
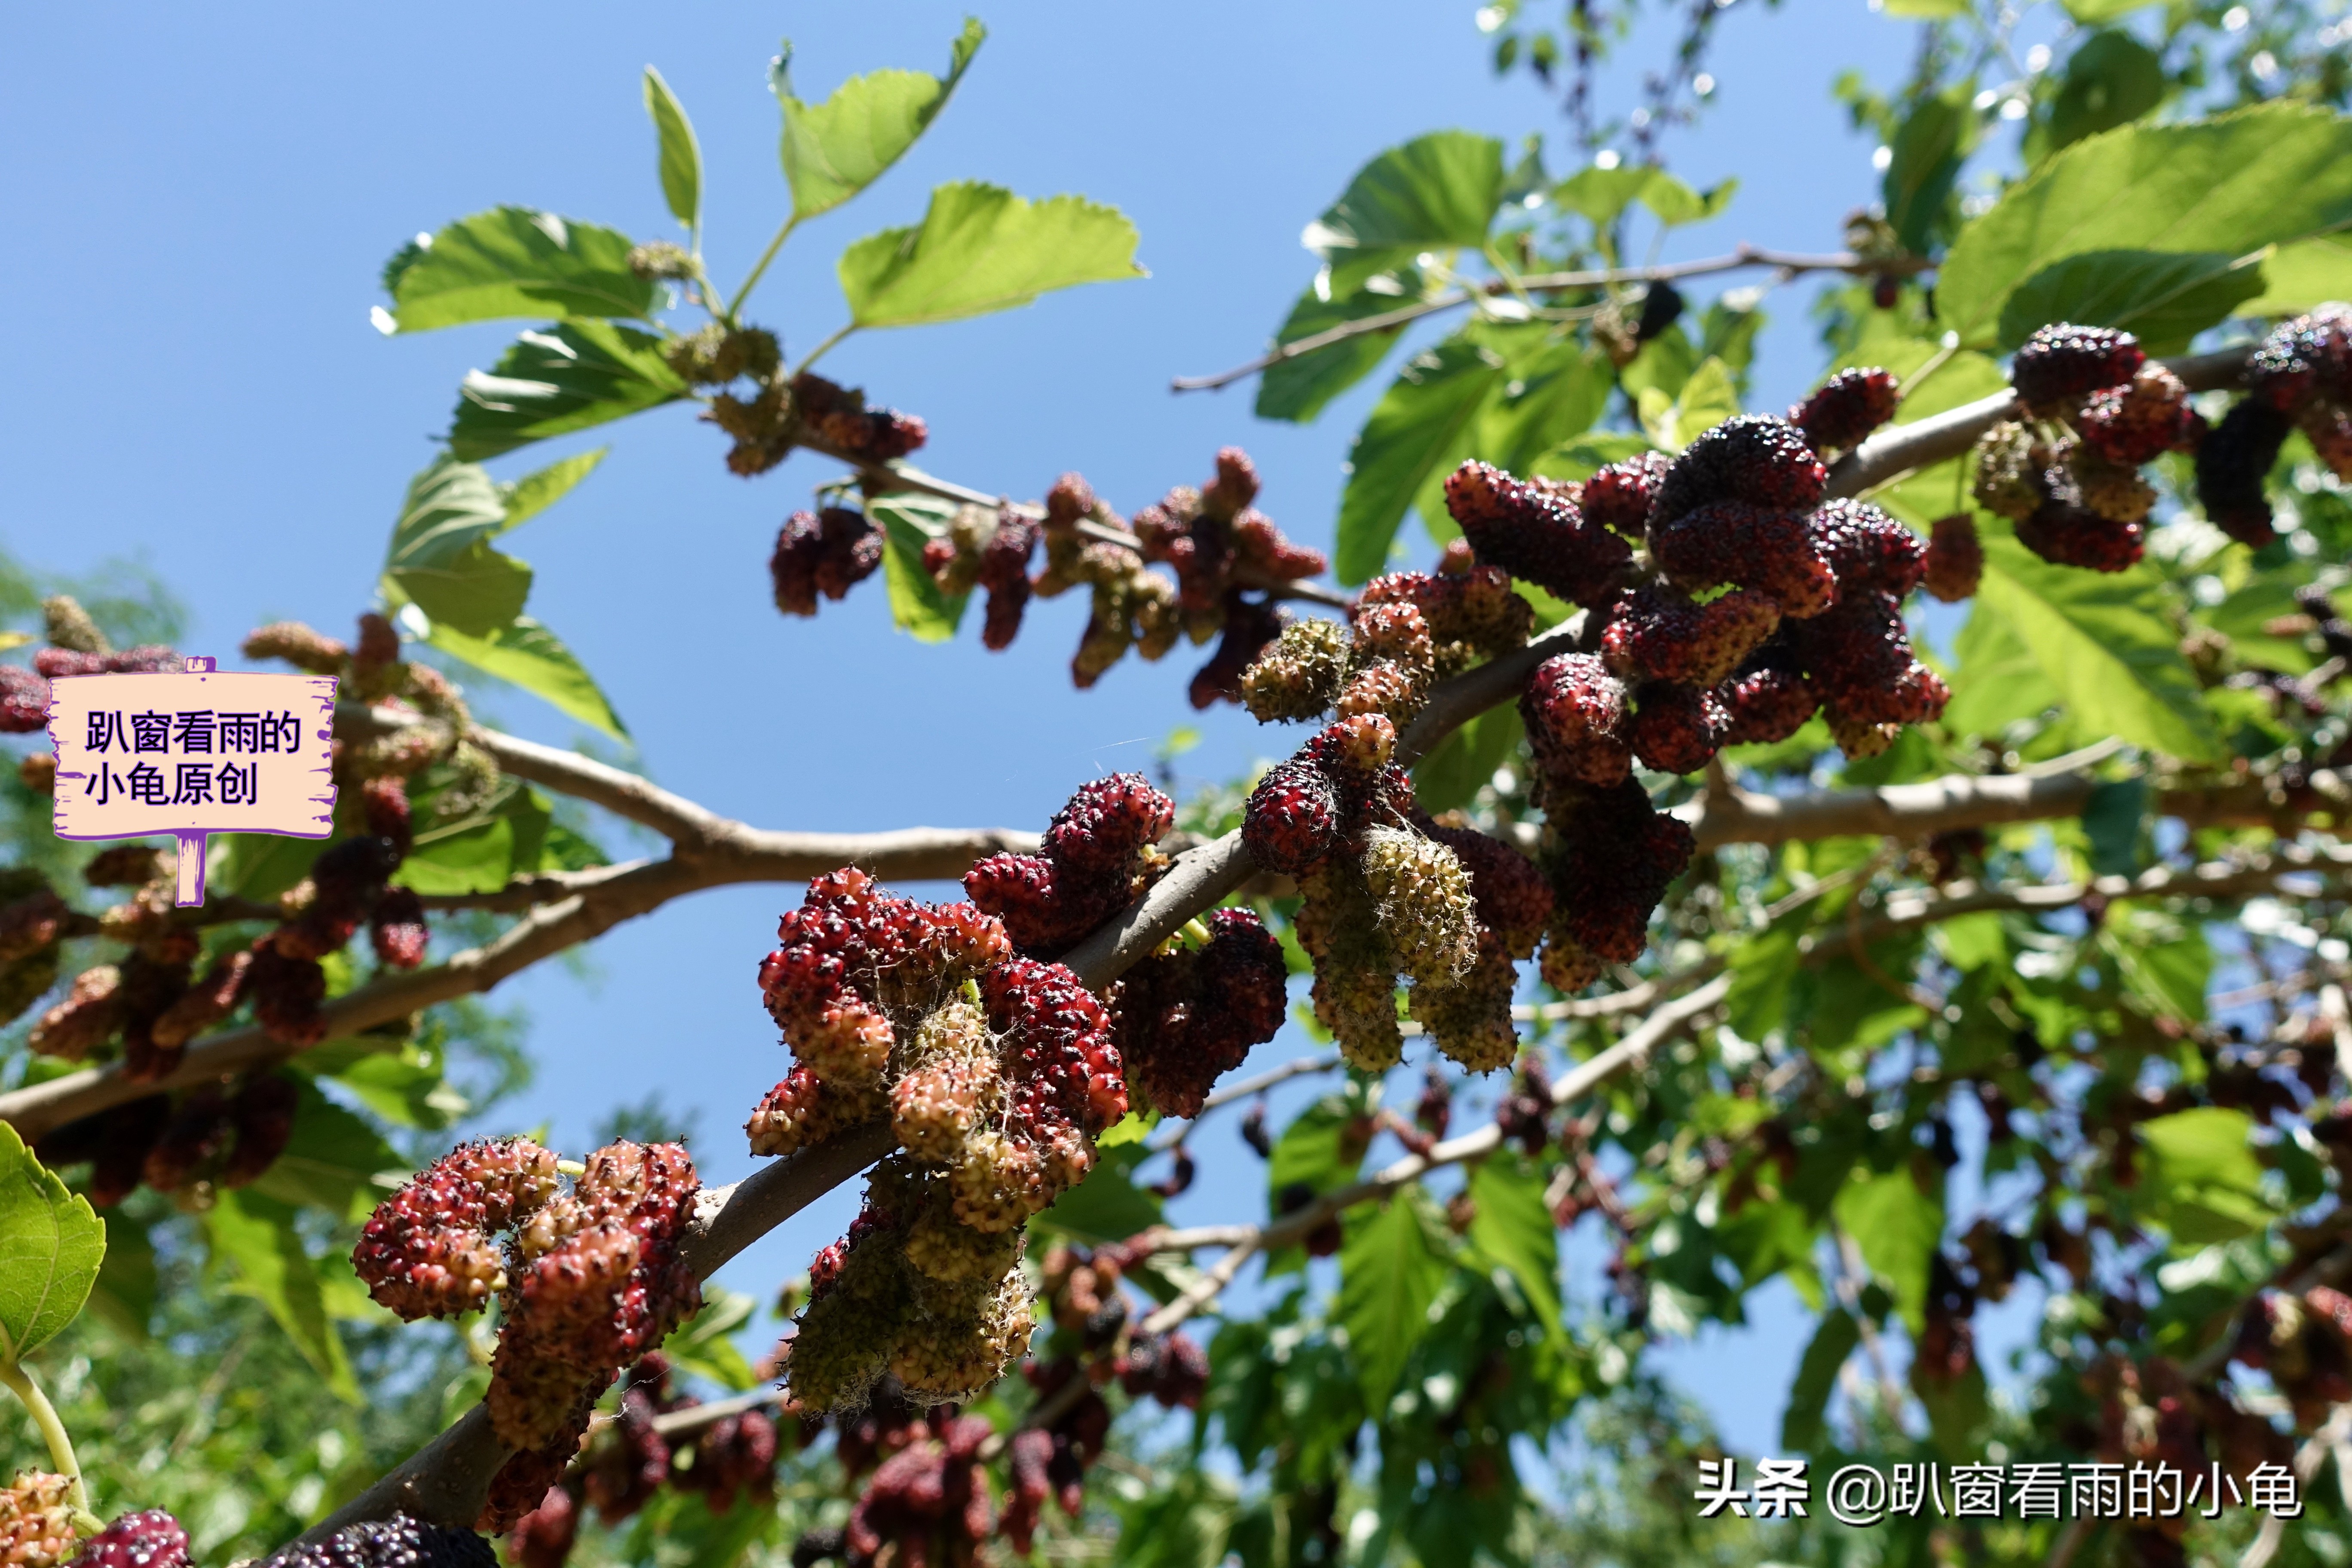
[{"left": 48, "top": 657, "right": 338, "bottom": 907}]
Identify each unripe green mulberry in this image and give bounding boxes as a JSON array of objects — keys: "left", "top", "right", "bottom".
[
  {"left": 949, "top": 1130, "right": 1047, "bottom": 1231},
  {"left": 1360, "top": 828, "right": 1479, "bottom": 985},
  {"left": 627, "top": 241, "right": 695, "bottom": 281},
  {"left": 42, "top": 595, "right": 108, "bottom": 655},
  {"left": 890, "top": 1267, "right": 1034, "bottom": 1403},
  {"left": 1409, "top": 937, "right": 1520, "bottom": 1074},
  {"left": 1240, "top": 619, "right": 1347, "bottom": 722},
  {"left": 241, "top": 620, "right": 349, "bottom": 675},
  {"left": 1970, "top": 422, "right": 2045, "bottom": 521}
]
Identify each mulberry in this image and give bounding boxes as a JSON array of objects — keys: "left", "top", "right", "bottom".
[
  {"left": 1, "top": 1474, "right": 79, "bottom": 1568},
  {"left": 506, "top": 1489, "right": 576, "bottom": 1568},
  {"left": 2195, "top": 398, "right": 2292, "bottom": 548},
  {"left": 1409, "top": 933, "right": 1520, "bottom": 1074},
  {"left": 966, "top": 777, "right": 1170, "bottom": 958},
  {"left": 772, "top": 508, "right": 885, "bottom": 617},
  {"left": 676, "top": 1409, "right": 779, "bottom": 1513},
  {"left": 1579, "top": 451, "right": 1673, "bottom": 538},
  {"left": 354, "top": 1136, "right": 561, "bottom": 1318},
  {"left": 371, "top": 886, "right": 430, "bottom": 970},
  {"left": 362, "top": 776, "right": 413, "bottom": 856},
  {"left": 1296, "top": 861, "right": 1404, "bottom": 1072},
  {"left": 1240, "top": 618, "right": 1348, "bottom": 721},
  {"left": 2303, "top": 401, "right": 2352, "bottom": 481},
  {"left": 1652, "top": 415, "right": 1826, "bottom": 521},
  {"left": 1719, "top": 651, "right": 1818, "bottom": 746},
  {"left": 256, "top": 1513, "right": 497, "bottom": 1568},
  {"left": 1041, "top": 774, "right": 1173, "bottom": 878},
  {"left": 1442, "top": 461, "right": 1630, "bottom": 606},
  {"left": 1648, "top": 501, "right": 1835, "bottom": 616},
  {"left": 28, "top": 964, "right": 123, "bottom": 1060},
  {"left": 142, "top": 1089, "right": 232, "bottom": 1191},
  {"left": 663, "top": 324, "right": 780, "bottom": 386},
  {"left": 0, "top": 888, "right": 67, "bottom": 962},
  {"left": 979, "top": 508, "right": 1038, "bottom": 652},
  {"left": 1537, "top": 778, "right": 1694, "bottom": 966},
  {"left": 0, "top": 666, "right": 49, "bottom": 733},
  {"left": 1922, "top": 514, "right": 1982, "bottom": 603},
  {"left": 1120, "top": 1332, "right": 1210, "bottom": 1409},
  {"left": 791, "top": 373, "right": 928, "bottom": 462},
  {"left": 1241, "top": 759, "right": 1342, "bottom": 875},
  {"left": 67, "top": 1511, "right": 189, "bottom": 1568},
  {"left": 2069, "top": 446, "right": 2157, "bottom": 525},
  {"left": 1970, "top": 421, "right": 2047, "bottom": 521},
  {"left": 1628, "top": 682, "right": 1731, "bottom": 775},
  {"left": 2010, "top": 323, "right": 2144, "bottom": 412},
  {"left": 1791, "top": 589, "right": 1949, "bottom": 727},
  {"left": 2245, "top": 305, "right": 2352, "bottom": 412},
  {"left": 2080, "top": 364, "right": 2191, "bottom": 466},
  {"left": 1417, "top": 815, "right": 1551, "bottom": 956},
  {"left": 1599, "top": 586, "right": 1781, "bottom": 687},
  {"left": 242, "top": 621, "right": 350, "bottom": 676},
  {"left": 247, "top": 942, "right": 329, "bottom": 1046},
  {"left": 1355, "top": 567, "right": 1531, "bottom": 671},
  {"left": 2015, "top": 498, "right": 2146, "bottom": 572},
  {"left": 1360, "top": 827, "right": 1480, "bottom": 985},
  {"left": 747, "top": 1067, "right": 883, "bottom": 1158},
  {"left": 1520, "top": 653, "right": 1632, "bottom": 787},
  {"left": 148, "top": 950, "right": 250, "bottom": 1049},
  {"left": 43, "top": 596, "right": 107, "bottom": 655},
  {"left": 1807, "top": 499, "right": 1926, "bottom": 597},
  {"left": 1187, "top": 593, "right": 1285, "bottom": 708},
  {"left": 1113, "top": 909, "right": 1287, "bottom": 1118},
  {"left": 1789, "top": 367, "right": 1899, "bottom": 453}
]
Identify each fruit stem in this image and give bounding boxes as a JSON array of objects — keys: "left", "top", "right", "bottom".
[
  {"left": 728, "top": 215, "right": 802, "bottom": 322},
  {"left": 0, "top": 1360, "right": 91, "bottom": 1518},
  {"left": 555, "top": 1159, "right": 587, "bottom": 1177}
]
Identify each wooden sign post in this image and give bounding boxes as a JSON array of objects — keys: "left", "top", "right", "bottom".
[{"left": 47, "top": 657, "right": 338, "bottom": 906}]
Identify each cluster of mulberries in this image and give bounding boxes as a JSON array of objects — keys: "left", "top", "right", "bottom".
[
  {"left": 772, "top": 508, "right": 885, "bottom": 617},
  {"left": 1107, "top": 907, "right": 1288, "bottom": 1117},
  {"left": 965, "top": 774, "right": 1174, "bottom": 959},
  {"left": 923, "top": 453, "right": 1323, "bottom": 702},
  {"left": 1239, "top": 563, "right": 1531, "bottom": 730},
  {"left": 662, "top": 323, "right": 782, "bottom": 388},
  {"left": 1239, "top": 718, "right": 1489, "bottom": 1071},
  {"left": 1787, "top": 367, "right": 1899, "bottom": 456},
  {"left": 255, "top": 1513, "right": 497, "bottom": 1568},
  {"left": 1969, "top": 324, "right": 2199, "bottom": 567},
  {"left": 2198, "top": 304, "right": 2352, "bottom": 546},
  {"left": 36, "top": 1072, "right": 297, "bottom": 1207},
  {"left": 753, "top": 853, "right": 1130, "bottom": 1412},
  {"left": 708, "top": 370, "right": 928, "bottom": 479},
  {"left": 352, "top": 1136, "right": 703, "bottom": 1531},
  {"left": 0, "top": 594, "right": 184, "bottom": 740}
]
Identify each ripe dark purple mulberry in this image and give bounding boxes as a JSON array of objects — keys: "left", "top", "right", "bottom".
[
  {"left": 1789, "top": 368, "right": 1899, "bottom": 453},
  {"left": 2015, "top": 498, "right": 2147, "bottom": 572},
  {"left": 256, "top": 1510, "right": 498, "bottom": 1568},
  {"left": 1442, "top": 462, "right": 1630, "bottom": 607},
  {"left": 222, "top": 1073, "right": 299, "bottom": 1187},
  {"left": 1599, "top": 585, "right": 1781, "bottom": 687},
  {"left": 2194, "top": 398, "right": 2293, "bottom": 549},
  {"left": 2079, "top": 365, "right": 2191, "bottom": 466},
  {"left": 2245, "top": 305, "right": 2352, "bottom": 412},
  {"left": 1539, "top": 778, "right": 1695, "bottom": 967},
  {"left": 1651, "top": 415, "right": 1826, "bottom": 522},
  {"left": 2010, "top": 323, "right": 2144, "bottom": 412},
  {"left": 1649, "top": 501, "right": 1835, "bottom": 616},
  {"left": 1808, "top": 499, "right": 1925, "bottom": 597},
  {"left": 772, "top": 508, "right": 885, "bottom": 616},
  {"left": 1041, "top": 774, "right": 1174, "bottom": 877},
  {"left": 371, "top": 886, "right": 430, "bottom": 970},
  {"left": 1790, "top": 589, "right": 1950, "bottom": 727},
  {"left": 1719, "top": 652, "right": 1818, "bottom": 745}
]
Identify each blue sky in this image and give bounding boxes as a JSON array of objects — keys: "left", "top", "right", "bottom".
[{"left": 2, "top": 0, "right": 1938, "bottom": 1458}]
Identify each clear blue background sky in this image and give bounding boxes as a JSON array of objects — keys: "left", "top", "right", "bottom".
[{"left": 2, "top": 0, "right": 1938, "bottom": 1457}]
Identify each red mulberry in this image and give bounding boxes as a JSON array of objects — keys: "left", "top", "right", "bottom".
[
  {"left": 3, "top": 1475, "right": 81, "bottom": 1568},
  {"left": 1522, "top": 653, "right": 1633, "bottom": 787},
  {"left": 1120, "top": 1332, "right": 1210, "bottom": 1408},
  {"left": 1114, "top": 910, "right": 1287, "bottom": 1118},
  {"left": 1188, "top": 593, "right": 1285, "bottom": 709},
  {"left": 1649, "top": 501, "right": 1835, "bottom": 616},
  {"left": 247, "top": 941, "right": 329, "bottom": 1045},
  {"left": 1442, "top": 461, "right": 1630, "bottom": 606},
  {"left": 1808, "top": 499, "right": 1925, "bottom": 597},
  {"left": 792, "top": 372, "right": 928, "bottom": 462},
  {"left": 1923, "top": 514, "right": 1983, "bottom": 603},
  {"left": 67, "top": 1511, "right": 189, "bottom": 1568},
  {"left": 1041, "top": 774, "right": 1173, "bottom": 877},
  {"left": 1539, "top": 779, "right": 1695, "bottom": 966},
  {"left": 1628, "top": 682, "right": 1731, "bottom": 775},
  {"left": 28, "top": 963, "right": 124, "bottom": 1060},
  {"left": 2010, "top": 323, "right": 2144, "bottom": 412},
  {"left": 772, "top": 508, "right": 885, "bottom": 617},
  {"left": 1719, "top": 652, "right": 1818, "bottom": 745},
  {"left": 1599, "top": 585, "right": 1781, "bottom": 687},
  {"left": 2080, "top": 364, "right": 2191, "bottom": 466},
  {"left": 141, "top": 1089, "right": 233, "bottom": 1191},
  {"left": 507, "top": 1489, "right": 576, "bottom": 1568},
  {"left": 2015, "top": 498, "right": 2147, "bottom": 572},
  {"left": 1652, "top": 415, "right": 1826, "bottom": 522},
  {"left": 2304, "top": 401, "right": 2352, "bottom": 481},
  {"left": 1789, "top": 368, "right": 1899, "bottom": 453},
  {"left": 979, "top": 508, "right": 1038, "bottom": 652},
  {"left": 221, "top": 1074, "right": 299, "bottom": 1187},
  {"left": 2245, "top": 305, "right": 2352, "bottom": 412},
  {"left": 1790, "top": 589, "right": 1950, "bottom": 727},
  {"left": 370, "top": 886, "right": 430, "bottom": 970},
  {"left": 1580, "top": 452, "right": 1673, "bottom": 538},
  {"left": 1242, "top": 758, "right": 1342, "bottom": 875},
  {"left": 1355, "top": 567, "right": 1532, "bottom": 668},
  {"left": 2195, "top": 398, "right": 2292, "bottom": 548},
  {"left": 0, "top": 667, "right": 50, "bottom": 732}
]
